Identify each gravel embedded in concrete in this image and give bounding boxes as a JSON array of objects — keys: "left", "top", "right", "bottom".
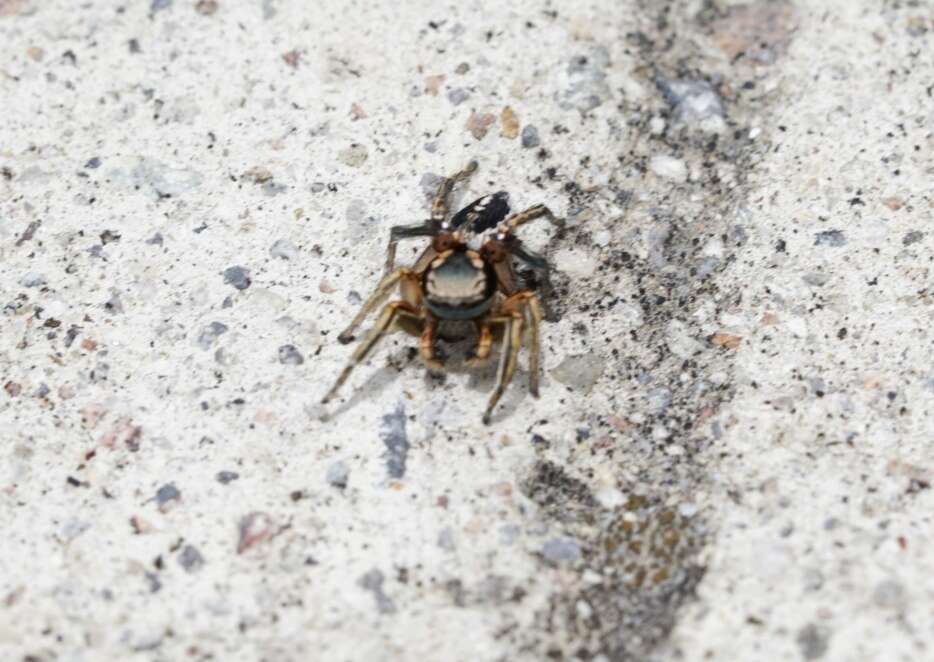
[{"left": 1, "top": 1, "right": 932, "bottom": 661}]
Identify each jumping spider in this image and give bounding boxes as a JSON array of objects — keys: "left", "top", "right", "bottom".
[{"left": 321, "top": 160, "right": 562, "bottom": 424}]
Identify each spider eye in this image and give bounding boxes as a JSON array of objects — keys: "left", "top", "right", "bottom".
[{"left": 481, "top": 240, "right": 507, "bottom": 263}]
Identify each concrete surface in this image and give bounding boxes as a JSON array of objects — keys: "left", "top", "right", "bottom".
[{"left": 1, "top": 0, "right": 932, "bottom": 660}]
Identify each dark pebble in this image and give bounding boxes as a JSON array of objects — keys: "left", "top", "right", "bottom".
[
  {"left": 223, "top": 266, "right": 251, "bottom": 290},
  {"left": 521, "top": 125, "right": 541, "bottom": 149},
  {"left": 278, "top": 344, "right": 305, "bottom": 365},
  {"left": 216, "top": 470, "right": 239, "bottom": 484}
]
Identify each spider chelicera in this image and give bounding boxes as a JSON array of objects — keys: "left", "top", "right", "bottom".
[{"left": 321, "top": 160, "right": 562, "bottom": 424}]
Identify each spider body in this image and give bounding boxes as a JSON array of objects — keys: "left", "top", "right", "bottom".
[
  {"left": 321, "top": 161, "right": 562, "bottom": 424},
  {"left": 423, "top": 247, "right": 496, "bottom": 320}
]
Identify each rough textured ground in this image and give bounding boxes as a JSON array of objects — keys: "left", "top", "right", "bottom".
[{"left": 1, "top": 0, "right": 932, "bottom": 660}]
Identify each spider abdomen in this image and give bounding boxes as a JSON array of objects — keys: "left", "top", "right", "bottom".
[{"left": 423, "top": 249, "right": 496, "bottom": 320}]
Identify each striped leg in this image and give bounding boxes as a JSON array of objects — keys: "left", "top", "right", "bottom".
[
  {"left": 500, "top": 204, "right": 563, "bottom": 233},
  {"left": 337, "top": 269, "right": 414, "bottom": 344},
  {"left": 500, "top": 291, "right": 543, "bottom": 398},
  {"left": 322, "top": 301, "right": 419, "bottom": 403},
  {"left": 431, "top": 160, "right": 478, "bottom": 224},
  {"left": 419, "top": 314, "right": 444, "bottom": 372},
  {"left": 482, "top": 311, "right": 524, "bottom": 425},
  {"left": 465, "top": 320, "right": 493, "bottom": 368},
  {"left": 384, "top": 222, "right": 434, "bottom": 277}
]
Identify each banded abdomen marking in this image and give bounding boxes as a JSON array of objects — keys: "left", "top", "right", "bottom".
[{"left": 423, "top": 250, "right": 495, "bottom": 320}]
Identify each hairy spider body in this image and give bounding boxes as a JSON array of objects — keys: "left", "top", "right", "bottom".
[{"left": 321, "top": 160, "right": 562, "bottom": 424}]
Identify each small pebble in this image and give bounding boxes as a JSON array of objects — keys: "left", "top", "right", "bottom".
[
  {"left": 197, "top": 322, "right": 228, "bottom": 350},
  {"left": 649, "top": 154, "right": 688, "bottom": 182},
  {"left": 270, "top": 238, "right": 298, "bottom": 260},
  {"left": 447, "top": 88, "right": 470, "bottom": 105},
  {"left": 216, "top": 471, "right": 239, "bottom": 484},
  {"left": 542, "top": 537, "right": 581, "bottom": 562},
  {"left": 814, "top": 230, "right": 846, "bottom": 247},
  {"left": 521, "top": 125, "right": 541, "bottom": 148},
  {"left": 338, "top": 143, "right": 368, "bottom": 167},
  {"left": 223, "top": 266, "right": 251, "bottom": 290},
  {"left": 551, "top": 353, "right": 605, "bottom": 393},
  {"left": 155, "top": 483, "right": 180, "bottom": 507},
  {"left": 19, "top": 273, "right": 47, "bottom": 288},
  {"left": 326, "top": 461, "right": 349, "bottom": 489},
  {"left": 278, "top": 344, "right": 305, "bottom": 365},
  {"left": 177, "top": 545, "right": 204, "bottom": 572},
  {"left": 796, "top": 623, "right": 830, "bottom": 660}
]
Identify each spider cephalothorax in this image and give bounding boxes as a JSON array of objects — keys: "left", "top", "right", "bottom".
[{"left": 321, "top": 160, "right": 562, "bottom": 424}]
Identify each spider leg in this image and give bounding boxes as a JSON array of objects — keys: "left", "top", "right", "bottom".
[
  {"left": 384, "top": 222, "right": 434, "bottom": 276},
  {"left": 500, "top": 291, "right": 543, "bottom": 398},
  {"left": 431, "top": 160, "right": 478, "bottom": 224},
  {"left": 500, "top": 204, "right": 564, "bottom": 234},
  {"left": 322, "top": 301, "right": 421, "bottom": 403},
  {"left": 337, "top": 268, "right": 414, "bottom": 344},
  {"left": 419, "top": 313, "right": 444, "bottom": 371},
  {"left": 482, "top": 311, "right": 524, "bottom": 425},
  {"left": 465, "top": 320, "right": 493, "bottom": 368}
]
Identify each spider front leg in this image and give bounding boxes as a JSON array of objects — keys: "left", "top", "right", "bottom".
[
  {"left": 322, "top": 301, "right": 421, "bottom": 404},
  {"left": 500, "top": 204, "right": 564, "bottom": 233},
  {"left": 337, "top": 268, "right": 414, "bottom": 344},
  {"left": 384, "top": 222, "right": 434, "bottom": 278},
  {"left": 431, "top": 160, "right": 478, "bottom": 224}
]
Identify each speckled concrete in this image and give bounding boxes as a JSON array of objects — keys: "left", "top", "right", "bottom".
[{"left": 1, "top": 1, "right": 932, "bottom": 661}]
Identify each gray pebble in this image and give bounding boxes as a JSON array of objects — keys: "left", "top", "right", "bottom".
[
  {"left": 19, "top": 273, "right": 47, "bottom": 288},
  {"left": 278, "top": 344, "right": 304, "bottom": 365},
  {"left": 130, "top": 157, "right": 202, "bottom": 200},
  {"left": 270, "top": 238, "right": 298, "bottom": 260},
  {"left": 146, "top": 233, "right": 164, "bottom": 246},
  {"left": 550, "top": 353, "right": 605, "bottom": 393},
  {"left": 802, "top": 272, "right": 830, "bottom": 287},
  {"left": 796, "top": 623, "right": 830, "bottom": 660},
  {"left": 151, "top": 0, "right": 172, "bottom": 12},
  {"left": 85, "top": 157, "right": 102, "bottom": 169},
  {"left": 177, "top": 545, "right": 204, "bottom": 572},
  {"left": 197, "top": 322, "right": 228, "bottom": 350},
  {"left": 223, "top": 266, "right": 251, "bottom": 290},
  {"left": 447, "top": 87, "right": 470, "bottom": 105},
  {"left": 338, "top": 143, "right": 368, "bottom": 167},
  {"left": 521, "top": 125, "right": 541, "bottom": 149},
  {"left": 561, "top": 48, "right": 611, "bottom": 111},
  {"left": 873, "top": 579, "right": 906, "bottom": 609},
  {"left": 542, "top": 537, "right": 581, "bottom": 562},
  {"left": 262, "top": 181, "right": 287, "bottom": 197},
  {"left": 104, "top": 291, "right": 124, "bottom": 314},
  {"left": 380, "top": 403, "right": 409, "bottom": 479},
  {"left": 326, "top": 461, "right": 349, "bottom": 489},
  {"left": 656, "top": 77, "right": 725, "bottom": 123},
  {"left": 155, "top": 483, "right": 180, "bottom": 505},
  {"left": 437, "top": 528, "right": 456, "bottom": 551},
  {"left": 903, "top": 230, "right": 923, "bottom": 245},
  {"left": 814, "top": 230, "right": 846, "bottom": 247},
  {"left": 216, "top": 470, "right": 239, "bottom": 484},
  {"left": 358, "top": 568, "right": 396, "bottom": 614}
]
